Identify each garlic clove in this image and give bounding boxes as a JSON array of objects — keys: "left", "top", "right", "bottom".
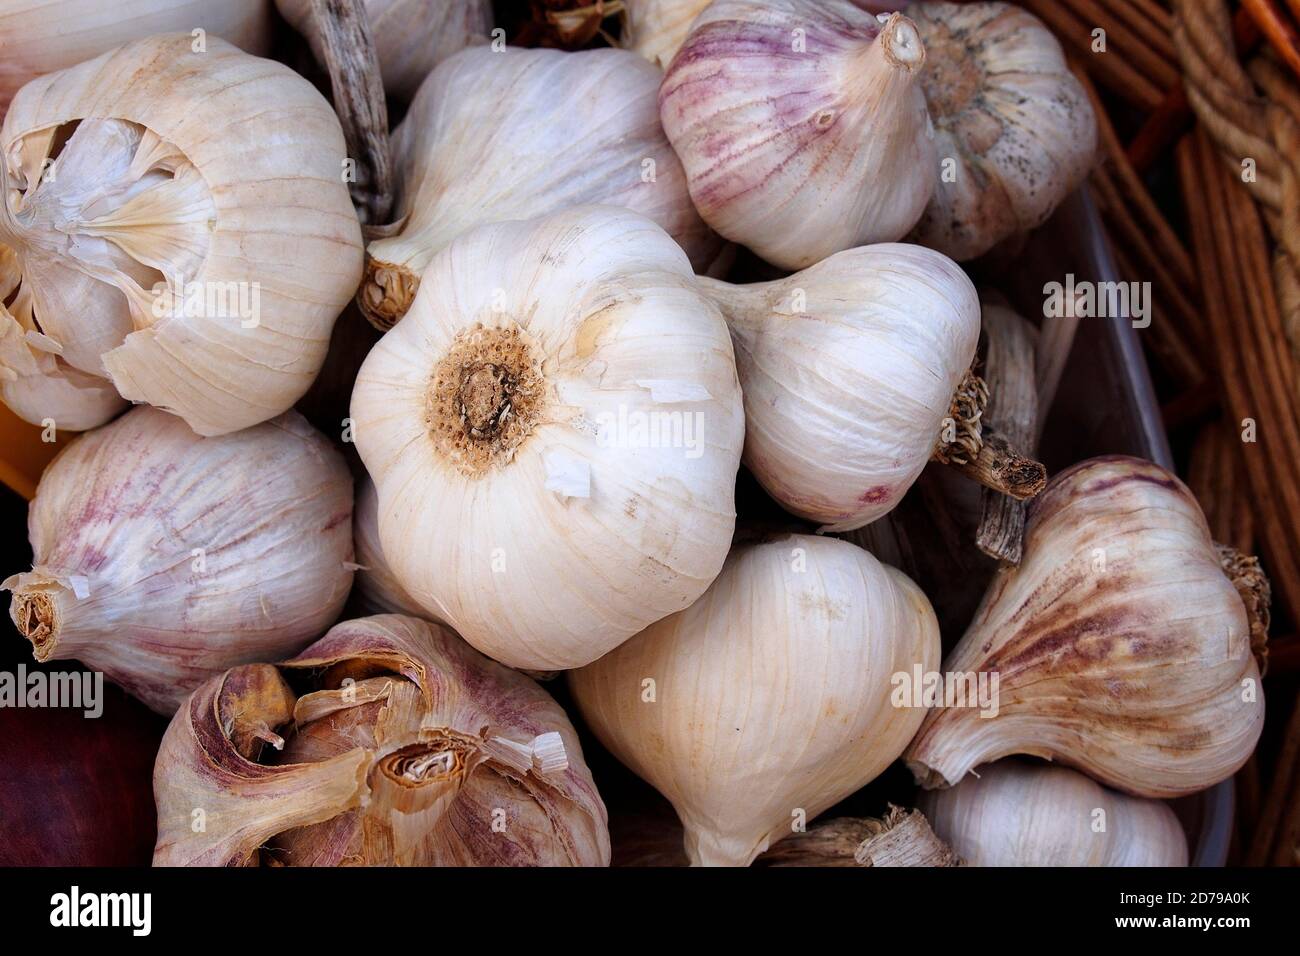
[
  {"left": 3, "top": 406, "right": 355, "bottom": 715},
  {"left": 904, "top": 456, "right": 1267, "bottom": 798},
  {"left": 697, "top": 243, "right": 980, "bottom": 531},
  {"left": 352, "top": 205, "right": 744, "bottom": 672},
  {"left": 359, "top": 46, "right": 716, "bottom": 329},
  {"left": 622, "top": 0, "right": 712, "bottom": 69},
  {"left": 907, "top": 1, "right": 1098, "bottom": 261},
  {"left": 152, "top": 614, "right": 611, "bottom": 866},
  {"left": 569, "top": 534, "right": 940, "bottom": 866},
  {"left": 0, "top": 34, "right": 364, "bottom": 436},
  {"left": 659, "top": 1, "right": 937, "bottom": 270},
  {"left": 275, "top": 0, "right": 493, "bottom": 102},
  {"left": 920, "top": 760, "right": 1189, "bottom": 866}
]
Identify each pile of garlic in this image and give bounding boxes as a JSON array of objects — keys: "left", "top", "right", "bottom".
[{"left": 0, "top": 1, "right": 1268, "bottom": 870}]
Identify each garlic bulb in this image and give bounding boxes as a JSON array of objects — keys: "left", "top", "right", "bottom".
[
  {"left": 275, "top": 0, "right": 492, "bottom": 101},
  {"left": 352, "top": 205, "right": 744, "bottom": 671},
  {"left": 907, "top": 1, "right": 1097, "bottom": 261},
  {"left": 0, "top": 34, "right": 364, "bottom": 436},
  {"left": 360, "top": 46, "right": 714, "bottom": 329},
  {"left": 3, "top": 406, "right": 354, "bottom": 715},
  {"left": 905, "top": 456, "right": 1267, "bottom": 798},
  {"left": 698, "top": 243, "right": 980, "bottom": 531},
  {"left": 659, "top": 1, "right": 936, "bottom": 270},
  {"left": 0, "top": 0, "right": 273, "bottom": 117},
  {"left": 153, "top": 614, "right": 611, "bottom": 866},
  {"left": 921, "top": 761, "right": 1189, "bottom": 866},
  {"left": 353, "top": 476, "right": 426, "bottom": 619},
  {"left": 569, "top": 534, "right": 940, "bottom": 866},
  {"left": 622, "top": 0, "right": 710, "bottom": 69}
]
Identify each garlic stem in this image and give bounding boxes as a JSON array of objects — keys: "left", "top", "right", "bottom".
[
  {"left": 756, "top": 807, "right": 962, "bottom": 867},
  {"left": 933, "top": 368, "right": 1047, "bottom": 501},
  {"left": 933, "top": 368, "right": 989, "bottom": 466}
]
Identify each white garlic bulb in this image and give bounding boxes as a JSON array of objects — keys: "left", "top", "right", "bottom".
[
  {"left": 0, "top": 0, "right": 273, "bottom": 117},
  {"left": 569, "top": 534, "right": 940, "bottom": 866},
  {"left": 351, "top": 205, "right": 745, "bottom": 672},
  {"left": 659, "top": 1, "right": 936, "bottom": 270},
  {"left": 353, "top": 476, "right": 426, "bottom": 619},
  {"left": 360, "top": 46, "right": 715, "bottom": 329},
  {"left": 0, "top": 34, "right": 364, "bottom": 436},
  {"left": 153, "top": 614, "right": 611, "bottom": 866},
  {"left": 921, "top": 761, "right": 1189, "bottom": 866},
  {"left": 275, "top": 0, "right": 492, "bottom": 101},
  {"left": 3, "top": 406, "right": 354, "bottom": 715},
  {"left": 905, "top": 456, "right": 1266, "bottom": 798},
  {"left": 907, "top": 1, "right": 1098, "bottom": 260},
  {"left": 622, "top": 0, "right": 711, "bottom": 69},
  {"left": 698, "top": 243, "right": 980, "bottom": 531}
]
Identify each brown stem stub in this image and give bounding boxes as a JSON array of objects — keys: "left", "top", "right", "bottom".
[
  {"left": 755, "top": 806, "right": 961, "bottom": 867},
  {"left": 11, "top": 588, "right": 58, "bottom": 660},
  {"left": 947, "top": 427, "right": 1047, "bottom": 500},
  {"left": 1218, "top": 543, "right": 1272, "bottom": 673},
  {"left": 358, "top": 256, "right": 420, "bottom": 331}
]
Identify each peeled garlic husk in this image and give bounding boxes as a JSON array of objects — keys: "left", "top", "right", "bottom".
[
  {"left": 0, "top": 34, "right": 364, "bottom": 436},
  {"left": 275, "top": 0, "right": 492, "bottom": 101},
  {"left": 907, "top": 1, "right": 1098, "bottom": 261},
  {"left": 353, "top": 476, "right": 427, "bottom": 619},
  {"left": 359, "top": 46, "right": 715, "bottom": 329},
  {"left": 905, "top": 456, "right": 1266, "bottom": 798},
  {"left": 0, "top": 0, "right": 273, "bottom": 117},
  {"left": 698, "top": 243, "right": 979, "bottom": 531},
  {"left": 152, "top": 614, "right": 610, "bottom": 866},
  {"left": 3, "top": 406, "right": 354, "bottom": 715},
  {"left": 921, "top": 761, "right": 1189, "bottom": 866},
  {"left": 569, "top": 534, "right": 940, "bottom": 866},
  {"left": 352, "top": 205, "right": 744, "bottom": 671},
  {"left": 659, "top": 1, "right": 936, "bottom": 270},
  {"left": 621, "top": 0, "right": 710, "bottom": 69}
]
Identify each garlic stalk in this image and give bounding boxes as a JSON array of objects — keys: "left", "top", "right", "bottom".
[
  {"left": 0, "top": 34, "right": 364, "bottom": 436},
  {"left": 697, "top": 243, "right": 980, "bottom": 531},
  {"left": 0, "top": 0, "right": 273, "bottom": 118},
  {"left": 353, "top": 476, "right": 427, "bottom": 619},
  {"left": 920, "top": 761, "right": 1189, "bottom": 866},
  {"left": 659, "top": 1, "right": 936, "bottom": 270},
  {"left": 3, "top": 407, "right": 354, "bottom": 715},
  {"left": 359, "top": 46, "right": 715, "bottom": 329},
  {"left": 905, "top": 456, "right": 1267, "bottom": 798},
  {"left": 152, "top": 614, "right": 611, "bottom": 866},
  {"left": 907, "top": 1, "right": 1098, "bottom": 261},
  {"left": 569, "top": 534, "right": 940, "bottom": 866},
  {"left": 275, "top": 0, "right": 492, "bottom": 101},
  {"left": 757, "top": 807, "right": 963, "bottom": 867},
  {"left": 351, "top": 205, "right": 744, "bottom": 671},
  {"left": 621, "top": 0, "right": 710, "bottom": 69}
]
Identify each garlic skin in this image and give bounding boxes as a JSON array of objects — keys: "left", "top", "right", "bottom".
[
  {"left": 569, "top": 534, "right": 940, "bottom": 866},
  {"left": 622, "top": 0, "right": 711, "bottom": 69},
  {"left": 352, "top": 205, "right": 744, "bottom": 672},
  {"left": 0, "top": 34, "right": 364, "bottom": 436},
  {"left": 921, "top": 761, "right": 1189, "bottom": 866},
  {"left": 659, "top": 1, "right": 936, "bottom": 270},
  {"left": 353, "top": 476, "right": 427, "bottom": 619},
  {"left": 0, "top": 0, "right": 273, "bottom": 117},
  {"left": 907, "top": 1, "right": 1098, "bottom": 261},
  {"left": 275, "top": 0, "right": 492, "bottom": 101},
  {"left": 905, "top": 456, "right": 1266, "bottom": 798},
  {"left": 698, "top": 243, "right": 979, "bottom": 531},
  {"left": 360, "top": 46, "right": 714, "bottom": 329},
  {"left": 153, "top": 614, "right": 610, "bottom": 866},
  {"left": 3, "top": 407, "right": 354, "bottom": 715}
]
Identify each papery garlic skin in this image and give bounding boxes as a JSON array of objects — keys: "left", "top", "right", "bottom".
[
  {"left": 570, "top": 534, "right": 940, "bottom": 866},
  {"left": 352, "top": 205, "right": 744, "bottom": 671},
  {"left": 0, "top": 34, "right": 363, "bottom": 436},
  {"left": 698, "top": 243, "right": 979, "bottom": 531},
  {"left": 360, "top": 46, "right": 715, "bottom": 328},
  {"left": 0, "top": 0, "right": 273, "bottom": 117},
  {"left": 907, "top": 1, "right": 1097, "bottom": 261},
  {"left": 3, "top": 407, "right": 354, "bottom": 715},
  {"left": 353, "top": 476, "right": 427, "bottom": 619},
  {"left": 275, "top": 0, "right": 492, "bottom": 101},
  {"left": 921, "top": 761, "right": 1188, "bottom": 866},
  {"left": 623, "top": 0, "right": 711, "bottom": 69},
  {"left": 152, "top": 614, "right": 610, "bottom": 866},
  {"left": 659, "top": 1, "right": 936, "bottom": 270},
  {"left": 905, "top": 456, "right": 1265, "bottom": 798}
]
